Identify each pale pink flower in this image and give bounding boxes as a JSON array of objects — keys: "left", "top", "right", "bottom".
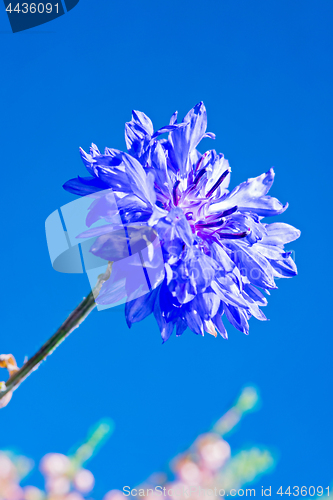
[
  {"left": 197, "top": 435, "right": 231, "bottom": 470},
  {"left": 40, "top": 454, "right": 71, "bottom": 478},
  {"left": 45, "top": 476, "right": 71, "bottom": 495},
  {"left": 73, "top": 469, "right": 95, "bottom": 494},
  {"left": 0, "top": 454, "right": 16, "bottom": 480},
  {"left": 23, "top": 486, "right": 44, "bottom": 500},
  {"left": 103, "top": 490, "right": 126, "bottom": 500}
]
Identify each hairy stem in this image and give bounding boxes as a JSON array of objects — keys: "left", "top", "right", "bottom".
[{"left": 0, "top": 262, "right": 112, "bottom": 403}]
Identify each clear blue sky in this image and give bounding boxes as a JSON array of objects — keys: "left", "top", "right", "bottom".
[{"left": 0, "top": 0, "right": 332, "bottom": 497}]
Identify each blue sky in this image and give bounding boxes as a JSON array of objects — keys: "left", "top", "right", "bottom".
[{"left": 0, "top": 0, "right": 332, "bottom": 496}]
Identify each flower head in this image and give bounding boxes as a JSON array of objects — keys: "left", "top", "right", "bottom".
[{"left": 64, "top": 102, "right": 300, "bottom": 342}]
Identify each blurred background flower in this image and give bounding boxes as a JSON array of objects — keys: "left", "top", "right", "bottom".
[
  {"left": 0, "top": 420, "right": 113, "bottom": 500},
  {"left": 0, "top": 387, "right": 277, "bottom": 500},
  {"left": 1, "top": 388, "right": 330, "bottom": 500}
]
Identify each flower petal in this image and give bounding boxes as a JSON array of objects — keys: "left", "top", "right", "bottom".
[
  {"left": 148, "top": 141, "right": 172, "bottom": 197},
  {"left": 223, "top": 303, "right": 249, "bottom": 334},
  {"left": 269, "top": 255, "right": 298, "bottom": 277},
  {"left": 209, "top": 169, "right": 287, "bottom": 217},
  {"left": 125, "top": 110, "right": 153, "bottom": 158},
  {"left": 170, "top": 102, "right": 208, "bottom": 178},
  {"left": 152, "top": 122, "right": 188, "bottom": 138},
  {"left": 184, "top": 305, "right": 204, "bottom": 336},
  {"left": 226, "top": 241, "right": 277, "bottom": 289},
  {"left": 125, "top": 287, "right": 159, "bottom": 327},
  {"left": 153, "top": 290, "right": 174, "bottom": 343},
  {"left": 262, "top": 223, "right": 301, "bottom": 245},
  {"left": 63, "top": 176, "right": 108, "bottom": 196},
  {"left": 212, "top": 310, "right": 228, "bottom": 339},
  {"left": 192, "top": 292, "right": 220, "bottom": 320}
]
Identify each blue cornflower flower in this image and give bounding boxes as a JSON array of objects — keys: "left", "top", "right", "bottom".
[{"left": 64, "top": 102, "right": 300, "bottom": 342}]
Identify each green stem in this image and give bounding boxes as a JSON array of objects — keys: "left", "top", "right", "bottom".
[{"left": 0, "top": 262, "right": 112, "bottom": 402}]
